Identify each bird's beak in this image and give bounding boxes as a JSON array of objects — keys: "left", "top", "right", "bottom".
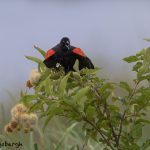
[{"left": 65, "top": 44, "right": 70, "bottom": 50}]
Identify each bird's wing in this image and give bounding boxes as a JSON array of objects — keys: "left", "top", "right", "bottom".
[
  {"left": 72, "top": 48, "right": 86, "bottom": 57},
  {"left": 45, "top": 49, "right": 56, "bottom": 59},
  {"left": 72, "top": 48, "right": 94, "bottom": 70},
  {"left": 43, "top": 49, "right": 57, "bottom": 68},
  {"left": 79, "top": 57, "right": 94, "bottom": 70}
]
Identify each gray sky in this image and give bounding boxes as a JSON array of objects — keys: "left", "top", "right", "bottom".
[{"left": 0, "top": 0, "right": 150, "bottom": 103}]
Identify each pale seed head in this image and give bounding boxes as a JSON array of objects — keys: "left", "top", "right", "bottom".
[
  {"left": 20, "top": 113, "right": 30, "bottom": 125},
  {"left": 11, "top": 103, "right": 27, "bottom": 117},
  {"left": 12, "top": 112, "right": 22, "bottom": 123},
  {"left": 28, "top": 113, "right": 38, "bottom": 126},
  {"left": 29, "top": 69, "right": 41, "bottom": 85}
]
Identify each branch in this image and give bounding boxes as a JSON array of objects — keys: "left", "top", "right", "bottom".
[
  {"left": 128, "top": 80, "right": 140, "bottom": 103},
  {"left": 61, "top": 99, "right": 115, "bottom": 149},
  {"left": 93, "top": 87, "right": 118, "bottom": 147},
  {"left": 104, "top": 102, "right": 118, "bottom": 146},
  {"left": 81, "top": 137, "right": 88, "bottom": 150},
  {"left": 117, "top": 80, "right": 140, "bottom": 147},
  {"left": 83, "top": 116, "right": 115, "bottom": 150},
  {"left": 117, "top": 110, "right": 126, "bottom": 147}
]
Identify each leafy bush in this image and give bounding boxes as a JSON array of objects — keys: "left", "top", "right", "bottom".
[{"left": 20, "top": 44, "right": 150, "bottom": 150}]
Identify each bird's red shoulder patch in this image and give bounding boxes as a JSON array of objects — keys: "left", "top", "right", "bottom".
[
  {"left": 45, "top": 49, "right": 56, "bottom": 59},
  {"left": 72, "top": 48, "right": 86, "bottom": 57}
]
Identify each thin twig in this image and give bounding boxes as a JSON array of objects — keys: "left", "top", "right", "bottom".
[
  {"left": 83, "top": 116, "right": 115, "bottom": 150},
  {"left": 104, "top": 102, "right": 118, "bottom": 146},
  {"left": 117, "top": 110, "right": 126, "bottom": 147},
  {"left": 63, "top": 99, "right": 115, "bottom": 150},
  {"left": 93, "top": 87, "right": 118, "bottom": 147},
  {"left": 81, "top": 137, "right": 88, "bottom": 150},
  {"left": 117, "top": 80, "right": 140, "bottom": 147},
  {"left": 128, "top": 81, "right": 140, "bottom": 103}
]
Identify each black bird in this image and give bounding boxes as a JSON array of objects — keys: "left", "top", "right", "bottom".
[{"left": 43, "top": 37, "right": 94, "bottom": 73}]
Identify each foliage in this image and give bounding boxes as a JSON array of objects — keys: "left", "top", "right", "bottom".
[{"left": 21, "top": 45, "right": 150, "bottom": 150}]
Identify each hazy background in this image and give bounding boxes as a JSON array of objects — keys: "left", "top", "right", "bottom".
[{"left": 0, "top": 0, "right": 150, "bottom": 104}]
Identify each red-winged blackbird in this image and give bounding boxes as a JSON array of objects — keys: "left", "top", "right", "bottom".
[{"left": 43, "top": 37, "right": 94, "bottom": 73}]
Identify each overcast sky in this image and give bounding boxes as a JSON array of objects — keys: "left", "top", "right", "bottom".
[{"left": 0, "top": 0, "right": 150, "bottom": 103}]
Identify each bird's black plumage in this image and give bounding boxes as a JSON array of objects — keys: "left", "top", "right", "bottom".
[{"left": 43, "top": 37, "right": 94, "bottom": 73}]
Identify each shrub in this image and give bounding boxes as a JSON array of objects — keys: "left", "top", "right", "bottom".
[{"left": 18, "top": 43, "right": 150, "bottom": 150}]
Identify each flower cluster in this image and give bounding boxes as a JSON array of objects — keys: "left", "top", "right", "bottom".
[
  {"left": 26, "top": 69, "right": 41, "bottom": 88},
  {"left": 4, "top": 103, "right": 38, "bottom": 133}
]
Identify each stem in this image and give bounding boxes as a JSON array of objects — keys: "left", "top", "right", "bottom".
[
  {"left": 34, "top": 144, "right": 38, "bottom": 150},
  {"left": 63, "top": 100, "right": 115, "bottom": 150},
  {"left": 83, "top": 116, "right": 115, "bottom": 150},
  {"left": 81, "top": 137, "right": 88, "bottom": 150},
  {"left": 93, "top": 87, "right": 118, "bottom": 147},
  {"left": 128, "top": 81, "right": 140, "bottom": 103},
  {"left": 117, "top": 80, "right": 140, "bottom": 148},
  {"left": 104, "top": 102, "right": 118, "bottom": 146},
  {"left": 117, "top": 110, "right": 126, "bottom": 147}
]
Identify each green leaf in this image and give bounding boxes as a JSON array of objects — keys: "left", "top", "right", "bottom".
[
  {"left": 35, "top": 75, "right": 50, "bottom": 94},
  {"left": 136, "top": 49, "right": 145, "bottom": 57},
  {"left": 20, "top": 90, "right": 26, "bottom": 98},
  {"left": 120, "top": 81, "right": 132, "bottom": 94},
  {"left": 34, "top": 45, "right": 46, "bottom": 58},
  {"left": 121, "top": 144, "right": 140, "bottom": 150},
  {"left": 73, "top": 87, "right": 90, "bottom": 110},
  {"left": 20, "top": 95, "right": 38, "bottom": 104},
  {"left": 45, "top": 77, "right": 52, "bottom": 96},
  {"left": 109, "top": 105, "right": 120, "bottom": 112},
  {"left": 55, "top": 123, "right": 78, "bottom": 150},
  {"left": 86, "top": 106, "right": 96, "bottom": 119},
  {"left": 100, "top": 120, "right": 109, "bottom": 129},
  {"left": 80, "top": 67, "right": 100, "bottom": 75},
  {"left": 59, "top": 73, "right": 70, "bottom": 96},
  {"left": 130, "top": 104, "right": 138, "bottom": 114},
  {"left": 135, "top": 88, "right": 150, "bottom": 107},
  {"left": 25, "top": 56, "right": 43, "bottom": 64},
  {"left": 123, "top": 56, "right": 139, "bottom": 63},
  {"left": 34, "top": 144, "right": 38, "bottom": 150},
  {"left": 144, "top": 38, "right": 150, "bottom": 42},
  {"left": 29, "top": 100, "right": 44, "bottom": 112},
  {"left": 130, "top": 144, "right": 140, "bottom": 150},
  {"left": 141, "top": 139, "right": 150, "bottom": 150},
  {"left": 43, "top": 115, "right": 52, "bottom": 131},
  {"left": 132, "top": 62, "right": 143, "bottom": 72},
  {"left": 99, "top": 82, "right": 114, "bottom": 93},
  {"left": 131, "top": 123, "right": 143, "bottom": 140},
  {"left": 72, "top": 72, "right": 81, "bottom": 79},
  {"left": 40, "top": 69, "right": 51, "bottom": 82},
  {"left": 74, "top": 87, "right": 90, "bottom": 101},
  {"left": 69, "top": 145, "right": 80, "bottom": 150},
  {"left": 144, "top": 47, "right": 150, "bottom": 62},
  {"left": 42, "top": 102, "right": 60, "bottom": 130},
  {"left": 73, "top": 60, "right": 79, "bottom": 72},
  {"left": 135, "top": 119, "right": 150, "bottom": 124}
]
